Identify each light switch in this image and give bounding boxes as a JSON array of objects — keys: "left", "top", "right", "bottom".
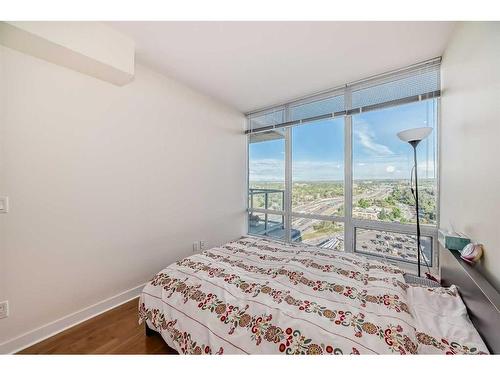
[
  {"left": 0, "top": 301, "right": 8, "bottom": 319},
  {"left": 0, "top": 196, "right": 8, "bottom": 213}
]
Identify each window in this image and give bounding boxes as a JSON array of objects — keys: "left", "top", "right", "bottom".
[
  {"left": 354, "top": 228, "right": 432, "bottom": 266},
  {"left": 248, "top": 212, "right": 285, "bottom": 240},
  {"left": 246, "top": 59, "right": 440, "bottom": 274},
  {"left": 352, "top": 100, "right": 437, "bottom": 225},
  {"left": 292, "top": 118, "right": 344, "bottom": 216},
  {"left": 248, "top": 129, "right": 285, "bottom": 239},
  {"left": 289, "top": 117, "right": 345, "bottom": 250},
  {"left": 292, "top": 219, "right": 344, "bottom": 250}
]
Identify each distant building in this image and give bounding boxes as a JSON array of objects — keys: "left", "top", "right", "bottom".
[{"left": 353, "top": 207, "right": 381, "bottom": 220}]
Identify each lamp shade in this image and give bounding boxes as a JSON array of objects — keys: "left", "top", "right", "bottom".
[{"left": 397, "top": 127, "right": 432, "bottom": 143}]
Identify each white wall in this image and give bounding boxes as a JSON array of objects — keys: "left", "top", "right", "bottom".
[
  {"left": 440, "top": 22, "right": 500, "bottom": 290},
  {"left": 0, "top": 45, "right": 246, "bottom": 346}
]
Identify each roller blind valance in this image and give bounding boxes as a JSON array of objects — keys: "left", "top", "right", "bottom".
[{"left": 246, "top": 58, "right": 441, "bottom": 134}]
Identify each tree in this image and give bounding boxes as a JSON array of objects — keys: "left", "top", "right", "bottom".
[
  {"left": 385, "top": 195, "right": 395, "bottom": 205},
  {"left": 378, "top": 209, "right": 388, "bottom": 220},
  {"left": 390, "top": 207, "right": 402, "bottom": 220},
  {"left": 358, "top": 198, "right": 370, "bottom": 209}
]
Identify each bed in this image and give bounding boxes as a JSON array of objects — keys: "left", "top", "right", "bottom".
[{"left": 139, "top": 236, "right": 491, "bottom": 355}]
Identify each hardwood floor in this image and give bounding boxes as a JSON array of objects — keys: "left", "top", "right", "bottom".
[{"left": 18, "top": 298, "right": 176, "bottom": 354}]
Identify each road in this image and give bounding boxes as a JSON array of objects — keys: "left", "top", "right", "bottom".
[{"left": 291, "top": 184, "right": 393, "bottom": 240}]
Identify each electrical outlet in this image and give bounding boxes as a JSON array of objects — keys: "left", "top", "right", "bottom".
[
  {"left": 0, "top": 196, "right": 8, "bottom": 213},
  {"left": 192, "top": 241, "right": 200, "bottom": 253},
  {"left": 0, "top": 301, "right": 9, "bottom": 319},
  {"left": 200, "top": 240, "right": 208, "bottom": 251}
]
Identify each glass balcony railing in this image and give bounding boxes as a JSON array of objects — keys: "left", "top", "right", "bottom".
[
  {"left": 248, "top": 188, "right": 284, "bottom": 211},
  {"left": 248, "top": 188, "right": 302, "bottom": 240}
]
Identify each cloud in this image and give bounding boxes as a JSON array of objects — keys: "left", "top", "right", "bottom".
[
  {"left": 250, "top": 159, "right": 345, "bottom": 181},
  {"left": 292, "top": 160, "right": 343, "bottom": 181},
  {"left": 250, "top": 157, "right": 435, "bottom": 181},
  {"left": 354, "top": 159, "right": 410, "bottom": 179},
  {"left": 249, "top": 159, "right": 284, "bottom": 181},
  {"left": 354, "top": 125, "right": 394, "bottom": 156}
]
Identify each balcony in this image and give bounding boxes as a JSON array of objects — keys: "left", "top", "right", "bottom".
[{"left": 248, "top": 188, "right": 300, "bottom": 240}]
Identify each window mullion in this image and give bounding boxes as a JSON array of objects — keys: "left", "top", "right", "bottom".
[
  {"left": 284, "top": 106, "right": 292, "bottom": 243},
  {"left": 344, "top": 87, "right": 354, "bottom": 253}
]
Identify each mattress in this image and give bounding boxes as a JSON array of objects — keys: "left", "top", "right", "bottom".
[{"left": 139, "top": 236, "right": 488, "bottom": 354}]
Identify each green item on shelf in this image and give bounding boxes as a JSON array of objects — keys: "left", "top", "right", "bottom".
[{"left": 438, "top": 229, "right": 470, "bottom": 251}]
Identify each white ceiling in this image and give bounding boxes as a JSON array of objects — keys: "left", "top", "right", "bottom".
[{"left": 109, "top": 22, "right": 456, "bottom": 113}]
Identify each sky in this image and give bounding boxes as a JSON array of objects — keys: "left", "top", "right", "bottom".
[{"left": 249, "top": 100, "right": 437, "bottom": 182}]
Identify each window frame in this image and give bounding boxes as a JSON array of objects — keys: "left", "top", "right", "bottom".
[{"left": 246, "top": 65, "right": 440, "bottom": 275}]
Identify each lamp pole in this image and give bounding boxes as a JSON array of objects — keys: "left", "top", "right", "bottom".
[
  {"left": 410, "top": 140, "right": 421, "bottom": 277},
  {"left": 397, "top": 127, "right": 431, "bottom": 278}
]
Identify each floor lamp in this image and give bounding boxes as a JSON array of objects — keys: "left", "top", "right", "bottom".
[{"left": 397, "top": 127, "right": 432, "bottom": 277}]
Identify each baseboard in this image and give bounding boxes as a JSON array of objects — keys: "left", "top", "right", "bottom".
[{"left": 0, "top": 283, "right": 146, "bottom": 354}]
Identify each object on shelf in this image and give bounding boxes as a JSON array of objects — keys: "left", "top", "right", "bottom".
[{"left": 460, "top": 243, "right": 484, "bottom": 264}]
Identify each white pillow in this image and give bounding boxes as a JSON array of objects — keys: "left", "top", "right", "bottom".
[{"left": 406, "top": 285, "right": 489, "bottom": 354}]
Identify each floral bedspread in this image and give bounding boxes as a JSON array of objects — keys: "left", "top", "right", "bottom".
[{"left": 139, "top": 236, "right": 487, "bottom": 354}]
